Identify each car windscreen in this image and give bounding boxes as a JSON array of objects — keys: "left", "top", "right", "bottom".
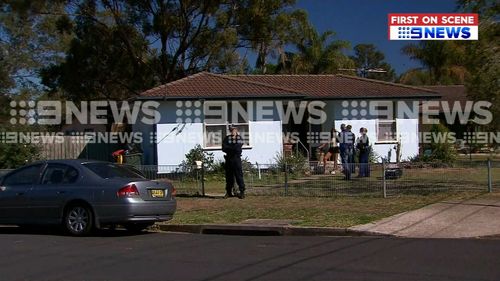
[{"left": 82, "top": 163, "right": 146, "bottom": 179}]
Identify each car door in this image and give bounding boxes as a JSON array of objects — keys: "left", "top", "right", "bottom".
[
  {"left": 29, "top": 164, "right": 80, "bottom": 222},
  {"left": 0, "top": 164, "right": 44, "bottom": 223}
]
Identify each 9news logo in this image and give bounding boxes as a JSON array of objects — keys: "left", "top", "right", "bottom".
[{"left": 388, "top": 13, "right": 478, "bottom": 40}]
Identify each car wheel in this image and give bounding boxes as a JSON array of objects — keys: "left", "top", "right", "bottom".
[
  {"left": 64, "top": 204, "right": 93, "bottom": 236},
  {"left": 123, "top": 223, "right": 154, "bottom": 233}
]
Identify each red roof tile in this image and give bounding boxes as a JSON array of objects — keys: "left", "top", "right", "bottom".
[
  {"left": 140, "top": 72, "right": 440, "bottom": 99},
  {"left": 423, "top": 85, "right": 468, "bottom": 113},
  {"left": 140, "top": 72, "right": 304, "bottom": 99}
]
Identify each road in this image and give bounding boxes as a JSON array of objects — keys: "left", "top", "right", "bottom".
[{"left": 0, "top": 226, "right": 499, "bottom": 281}]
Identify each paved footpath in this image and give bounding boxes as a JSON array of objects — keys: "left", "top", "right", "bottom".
[{"left": 350, "top": 196, "right": 500, "bottom": 238}]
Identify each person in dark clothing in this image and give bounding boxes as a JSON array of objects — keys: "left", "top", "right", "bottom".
[
  {"left": 346, "top": 125, "right": 356, "bottom": 175},
  {"left": 339, "top": 124, "right": 355, "bottom": 180},
  {"left": 338, "top": 124, "right": 347, "bottom": 173},
  {"left": 356, "top": 127, "right": 371, "bottom": 177},
  {"left": 222, "top": 125, "right": 245, "bottom": 199}
]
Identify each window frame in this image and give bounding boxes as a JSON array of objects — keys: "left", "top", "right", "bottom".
[
  {"left": 203, "top": 101, "right": 251, "bottom": 150},
  {"left": 376, "top": 119, "right": 398, "bottom": 143},
  {"left": 40, "top": 163, "right": 80, "bottom": 185},
  {"left": 2, "top": 164, "right": 44, "bottom": 186},
  {"left": 203, "top": 122, "right": 251, "bottom": 150}
]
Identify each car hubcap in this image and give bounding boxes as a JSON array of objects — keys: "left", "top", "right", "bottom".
[{"left": 68, "top": 207, "right": 89, "bottom": 233}]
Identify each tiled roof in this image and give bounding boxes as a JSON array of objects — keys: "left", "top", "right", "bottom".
[
  {"left": 423, "top": 85, "right": 468, "bottom": 113},
  {"left": 140, "top": 72, "right": 440, "bottom": 99},
  {"left": 140, "top": 72, "right": 304, "bottom": 99},
  {"left": 424, "top": 85, "right": 467, "bottom": 103},
  {"left": 233, "top": 74, "right": 439, "bottom": 99}
]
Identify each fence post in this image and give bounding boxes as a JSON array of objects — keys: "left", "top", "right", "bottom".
[
  {"left": 382, "top": 160, "right": 387, "bottom": 198},
  {"left": 284, "top": 163, "right": 289, "bottom": 196},
  {"left": 201, "top": 162, "right": 205, "bottom": 197},
  {"left": 487, "top": 158, "right": 492, "bottom": 193}
]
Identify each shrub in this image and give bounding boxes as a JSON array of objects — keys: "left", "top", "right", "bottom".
[
  {"left": 180, "top": 144, "right": 215, "bottom": 174},
  {"left": 412, "top": 123, "right": 456, "bottom": 164},
  {"left": 274, "top": 151, "right": 309, "bottom": 175}
]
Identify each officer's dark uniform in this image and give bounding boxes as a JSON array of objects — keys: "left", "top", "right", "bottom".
[{"left": 222, "top": 132, "right": 245, "bottom": 198}]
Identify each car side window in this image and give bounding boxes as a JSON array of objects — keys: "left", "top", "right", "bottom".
[
  {"left": 3, "top": 164, "right": 43, "bottom": 186},
  {"left": 41, "top": 164, "right": 79, "bottom": 185}
]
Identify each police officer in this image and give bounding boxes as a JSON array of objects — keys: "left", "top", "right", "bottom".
[
  {"left": 339, "top": 124, "right": 356, "bottom": 180},
  {"left": 222, "top": 125, "right": 245, "bottom": 199}
]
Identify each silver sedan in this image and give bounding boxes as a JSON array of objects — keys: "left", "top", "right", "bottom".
[{"left": 0, "top": 160, "right": 176, "bottom": 236}]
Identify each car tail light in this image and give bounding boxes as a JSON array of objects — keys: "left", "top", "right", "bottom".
[
  {"left": 117, "top": 184, "right": 139, "bottom": 197},
  {"left": 171, "top": 186, "right": 177, "bottom": 197}
]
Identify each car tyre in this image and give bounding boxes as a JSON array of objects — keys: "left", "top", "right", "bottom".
[
  {"left": 64, "top": 204, "right": 93, "bottom": 236},
  {"left": 123, "top": 223, "right": 154, "bottom": 233}
]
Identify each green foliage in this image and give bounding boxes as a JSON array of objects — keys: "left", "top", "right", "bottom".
[
  {"left": 400, "top": 41, "right": 468, "bottom": 85},
  {"left": 460, "top": 6, "right": 499, "bottom": 132},
  {"left": 41, "top": 18, "right": 156, "bottom": 101},
  {"left": 284, "top": 29, "right": 354, "bottom": 74},
  {"left": 0, "top": 142, "right": 40, "bottom": 169},
  {"left": 0, "top": 1, "right": 72, "bottom": 94},
  {"left": 180, "top": 144, "right": 215, "bottom": 173},
  {"left": 274, "top": 151, "right": 309, "bottom": 175},
  {"left": 350, "top": 44, "right": 396, "bottom": 81},
  {"left": 424, "top": 123, "right": 457, "bottom": 163}
]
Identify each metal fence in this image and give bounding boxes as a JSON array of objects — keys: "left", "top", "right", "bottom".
[{"left": 135, "top": 160, "right": 499, "bottom": 197}]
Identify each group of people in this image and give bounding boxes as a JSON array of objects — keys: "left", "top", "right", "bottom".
[
  {"left": 319, "top": 124, "right": 371, "bottom": 180},
  {"left": 221, "top": 123, "right": 373, "bottom": 199}
]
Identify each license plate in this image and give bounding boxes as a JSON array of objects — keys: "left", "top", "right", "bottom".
[{"left": 150, "top": 189, "right": 165, "bottom": 198}]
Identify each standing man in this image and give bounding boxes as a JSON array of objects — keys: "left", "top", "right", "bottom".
[
  {"left": 346, "top": 125, "right": 356, "bottom": 175},
  {"left": 339, "top": 124, "right": 356, "bottom": 180},
  {"left": 356, "top": 127, "right": 371, "bottom": 177},
  {"left": 222, "top": 125, "right": 245, "bottom": 199}
]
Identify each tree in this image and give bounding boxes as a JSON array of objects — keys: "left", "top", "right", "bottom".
[
  {"left": 287, "top": 29, "right": 353, "bottom": 74},
  {"left": 350, "top": 44, "right": 396, "bottom": 81},
  {"left": 0, "top": 1, "right": 72, "bottom": 95},
  {"left": 41, "top": 5, "right": 157, "bottom": 101},
  {"left": 458, "top": 0, "right": 499, "bottom": 132},
  {"left": 233, "top": 0, "right": 308, "bottom": 74},
  {"left": 400, "top": 41, "right": 467, "bottom": 85}
]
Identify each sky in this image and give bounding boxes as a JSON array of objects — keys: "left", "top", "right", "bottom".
[{"left": 294, "top": 0, "right": 459, "bottom": 74}]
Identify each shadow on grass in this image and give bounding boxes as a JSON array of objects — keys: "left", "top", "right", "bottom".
[{"left": 176, "top": 193, "right": 226, "bottom": 199}]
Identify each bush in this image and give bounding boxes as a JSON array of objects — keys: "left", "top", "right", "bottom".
[
  {"left": 274, "top": 151, "right": 309, "bottom": 175},
  {"left": 427, "top": 123, "right": 457, "bottom": 163},
  {"left": 180, "top": 144, "right": 215, "bottom": 174},
  {"left": 0, "top": 141, "right": 40, "bottom": 169}
]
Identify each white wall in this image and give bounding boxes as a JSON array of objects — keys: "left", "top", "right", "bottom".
[
  {"left": 155, "top": 120, "right": 283, "bottom": 166},
  {"left": 134, "top": 99, "right": 421, "bottom": 165},
  {"left": 333, "top": 118, "right": 419, "bottom": 163},
  {"left": 156, "top": 122, "right": 204, "bottom": 167}
]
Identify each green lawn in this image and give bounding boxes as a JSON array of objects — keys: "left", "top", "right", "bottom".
[
  {"left": 164, "top": 164, "right": 499, "bottom": 196},
  {"left": 166, "top": 191, "right": 496, "bottom": 228}
]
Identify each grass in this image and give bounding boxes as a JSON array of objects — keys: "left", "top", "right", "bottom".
[
  {"left": 165, "top": 191, "right": 495, "bottom": 228},
  {"left": 166, "top": 164, "right": 499, "bottom": 196}
]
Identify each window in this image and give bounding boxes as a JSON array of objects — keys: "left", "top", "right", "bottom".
[
  {"left": 377, "top": 120, "right": 397, "bottom": 142},
  {"left": 204, "top": 101, "right": 250, "bottom": 148},
  {"left": 41, "top": 164, "right": 79, "bottom": 184},
  {"left": 372, "top": 101, "right": 397, "bottom": 142},
  {"left": 83, "top": 163, "right": 145, "bottom": 179},
  {"left": 3, "top": 164, "right": 43, "bottom": 186}
]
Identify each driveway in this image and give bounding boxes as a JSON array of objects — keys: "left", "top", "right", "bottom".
[{"left": 350, "top": 193, "right": 500, "bottom": 238}]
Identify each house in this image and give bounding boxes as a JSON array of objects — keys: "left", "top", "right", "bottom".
[
  {"left": 134, "top": 72, "right": 440, "bottom": 166},
  {"left": 423, "top": 85, "right": 470, "bottom": 139}
]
